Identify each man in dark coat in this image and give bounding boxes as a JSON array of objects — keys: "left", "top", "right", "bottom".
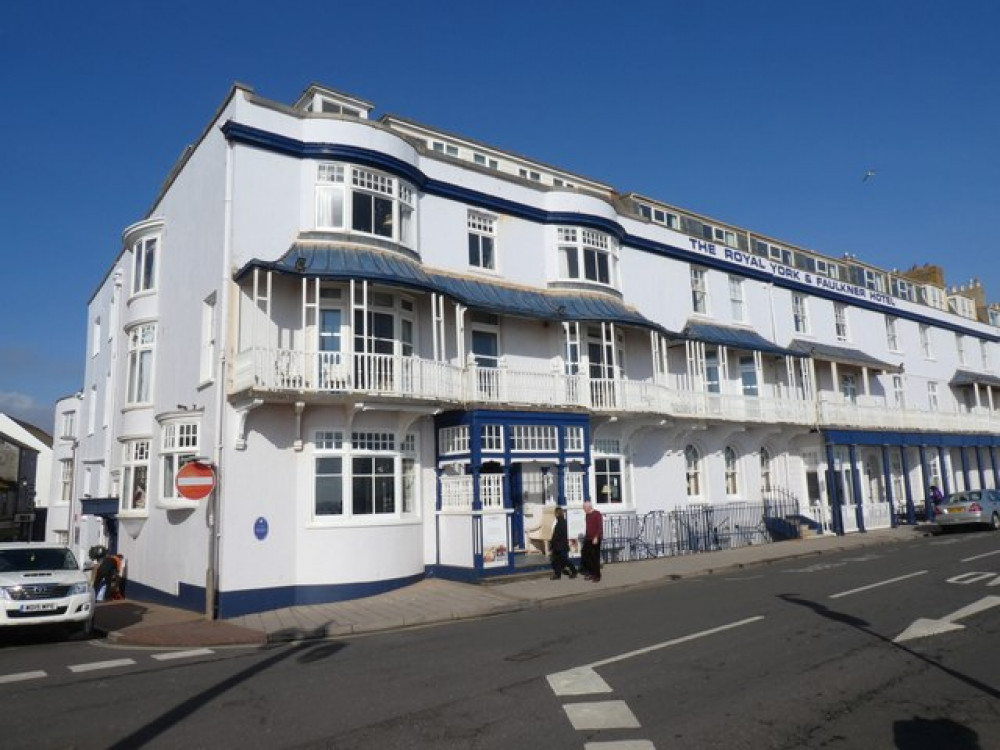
[
  {"left": 582, "top": 500, "right": 603, "bottom": 582},
  {"left": 549, "top": 506, "right": 578, "bottom": 580}
]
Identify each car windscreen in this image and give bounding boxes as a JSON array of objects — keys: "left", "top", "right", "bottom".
[
  {"left": 947, "top": 492, "right": 980, "bottom": 504},
  {"left": 0, "top": 548, "right": 79, "bottom": 572}
]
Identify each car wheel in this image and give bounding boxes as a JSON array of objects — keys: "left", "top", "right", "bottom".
[{"left": 991, "top": 512, "right": 1000, "bottom": 531}]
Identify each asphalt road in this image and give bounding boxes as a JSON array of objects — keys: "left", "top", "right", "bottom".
[{"left": 3, "top": 529, "right": 999, "bottom": 749}]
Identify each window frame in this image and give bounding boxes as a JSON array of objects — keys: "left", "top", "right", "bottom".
[
  {"left": 885, "top": 316, "right": 899, "bottom": 351},
  {"left": 125, "top": 323, "right": 156, "bottom": 405},
  {"left": 314, "top": 163, "right": 416, "bottom": 248},
  {"left": 729, "top": 276, "right": 745, "bottom": 322},
  {"left": 467, "top": 211, "right": 497, "bottom": 271},
  {"left": 159, "top": 421, "right": 201, "bottom": 507},
  {"left": 691, "top": 267, "right": 709, "bottom": 315},
  {"left": 121, "top": 438, "right": 150, "bottom": 515},
  {"left": 724, "top": 446, "right": 739, "bottom": 497},
  {"left": 834, "top": 303, "right": 850, "bottom": 342},
  {"left": 557, "top": 227, "right": 619, "bottom": 289},
  {"left": 685, "top": 445, "right": 702, "bottom": 498},
  {"left": 131, "top": 236, "right": 158, "bottom": 296}
]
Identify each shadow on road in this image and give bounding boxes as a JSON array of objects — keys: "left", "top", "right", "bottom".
[
  {"left": 107, "top": 639, "right": 347, "bottom": 750},
  {"left": 893, "top": 717, "right": 980, "bottom": 749}
]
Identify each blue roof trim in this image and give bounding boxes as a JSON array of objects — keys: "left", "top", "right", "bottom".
[
  {"left": 682, "top": 321, "right": 802, "bottom": 358},
  {"left": 236, "top": 245, "right": 665, "bottom": 332},
  {"left": 221, "top": 120, "right": 1000, "bottom": 344},
  {"left": 788, "top": 339, "right": 901, "bottom": 372}
]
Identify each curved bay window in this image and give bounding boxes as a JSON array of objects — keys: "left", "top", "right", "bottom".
[
  {"left": 557, "top": 227, "right": 619, "bottom": 289},
  {"left": 315, "top": 163, "right": 415, "bottom": 247}
]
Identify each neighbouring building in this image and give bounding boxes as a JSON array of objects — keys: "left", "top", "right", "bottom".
[
  {"left": 58, "top": 82, "right": 1000, "bottom": 617},
  {"left": 0, "top": 413, "right": 52, "bottom": 543}
]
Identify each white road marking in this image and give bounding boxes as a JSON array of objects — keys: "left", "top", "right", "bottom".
[
  {"left": 828, "top": 570, "right": 927, "bottom": 599},
  {"left": 563, "top": 700, "right": 641, "bottom": 730},
  {"left": 588, "top": 616, "right": 765, "bottom": 669},
  {"left": 961, "top": 549, "right": 1000, "bottom": 563},
  {"left": 547, "top": 666, "right": 613, "bottom": 696},
  {"left": 68, "top": 658, "right": 136, "bottom": 673},
  {"left": 786, "top": 562, "right": 847, "bottom": 573},
  {"left": 0, "top": 670, "right": 47, "bottom": 685},
  {"left": 585, "top": 741, "right": 656, "bottom": 749},
  {"left": 151, "top": 648, "right": 215, "bottom": 661},
  {"left": 894, "top": 595, "right": 1000, "bottom": 643}
]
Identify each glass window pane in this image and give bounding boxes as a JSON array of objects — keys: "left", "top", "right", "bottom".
[
  {"left": 374, "top": 196, "right": 393, "bottom": 238},
  {"left": 353, "top": 456, "right": 373, "bottom": 474},
  {"left": 352, "top": 192, "right": 373, "bottom": 233},
  {"left": 353, "top": 477, "right": 373, "bottom": 514},
  {"left": 315, "top": 476, "right": 343, "bottom": 515},
  {"left": 374, "top": 476, "right": 395, "bottom": 513}
]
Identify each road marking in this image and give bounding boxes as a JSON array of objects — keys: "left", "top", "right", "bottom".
[
  {"left": 588, "top": 616, "right": 765, "bottom": 669},
  {"left": 547, "top": 666, "right": 612, "bottom": 696},
  {"left": 68, "top": 658, "right": 136, "bottom": 673},
  {"left": 584, "top": 741, "right": 656, "bottom": 749},
  {"left": 894, "top": 595, "right": 1000, "bottom": 642},
  {"left": 151, "top": 648, "right": 215, "bottom": 661},
  {"left": 828, "top": 570, "right": 927, "bottom": 599},
  {"left": 0, "top": 670, "right": 47, "bottom": 685},
  {"left": 563, "top": 700, "right": 640, "bottom": 730},
  {"left": 961, "top": 549, "right": 1000, "bottom": 563}
]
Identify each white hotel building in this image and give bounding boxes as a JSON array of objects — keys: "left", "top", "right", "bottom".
[{"left": 59, "top": 83, "right": 1000, "bottom": 617}]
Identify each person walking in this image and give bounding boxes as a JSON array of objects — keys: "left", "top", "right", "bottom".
[
  {"left": 582, "top": 500, "right": 603, "bottom": 582},
  {"left": 549, "top": 506, "right": 578, "bottom": 580},
  {"left": 929, "top": 484, "right": 945, "bottom": 521}
]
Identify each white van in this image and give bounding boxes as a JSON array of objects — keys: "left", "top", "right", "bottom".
[{"left": 0, "top": 543, "right": 95, "bottom": 637}]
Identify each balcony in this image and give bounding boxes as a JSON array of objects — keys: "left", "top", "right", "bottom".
[
  {"left": 817, "top": 393, "right": 1000, "bottom": 434},
  {"left": 231, "top": 347, "right": 814, "bottom": 426}
]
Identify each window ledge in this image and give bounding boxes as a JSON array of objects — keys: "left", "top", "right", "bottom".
[
  {"left": 117, "top": 509, "right": 149, "bottom": 520},
  {"left": 156, "top": 499, "right": 201, "bottom": 511},
  {"left": 306, "top": 516, "right": 422, "bottom": 529}
]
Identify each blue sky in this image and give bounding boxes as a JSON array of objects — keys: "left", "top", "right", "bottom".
[{"left": 1, "top": 0, "right": 997, "bottom": 432}]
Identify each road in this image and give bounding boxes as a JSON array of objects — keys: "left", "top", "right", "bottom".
[{"left": 3, "top": 530, "right": 999, "bottom": 749}]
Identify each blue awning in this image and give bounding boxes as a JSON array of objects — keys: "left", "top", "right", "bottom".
[
  {"left": 682, "top": 321, "right": 802, "bottom": 358},
  {"left": 950, "top": 369, "right": 1000, "bottom": 388},
  {"left": 235, "top": 243, "right": 667, "bottom": 333},
  {"left": 788, "top": 339, "right": 902, "bottom": 372},
  {"left": 80, "top": 497, "right": 119, "bottom": 517}
]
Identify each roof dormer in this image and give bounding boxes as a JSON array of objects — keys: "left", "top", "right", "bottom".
[{"left": 294, "top": 83, "right": 372, "bottom": 119}]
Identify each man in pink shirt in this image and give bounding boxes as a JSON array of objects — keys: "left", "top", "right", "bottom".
[{"left": 582, "top": 500, "right": 603, "bottom": 582}]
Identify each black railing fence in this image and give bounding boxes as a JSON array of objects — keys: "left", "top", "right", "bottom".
[{"left": 601, "top": 491, "right": 802, "bottom": 563}]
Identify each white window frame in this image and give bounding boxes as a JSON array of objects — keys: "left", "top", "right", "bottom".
[
  {"left": 792, "top": 293, "right": 809, "bottom": 334},
  {"left": 834, "top": 304, "right": 849, "bottom": 342},
  {"left": 315, "top": 163, "right": 416, "bottom": 248},
  {"left": 919, "top": 324, "right": 933, "bottom": 358},
  {"left": 691, "top": 267, "right": 709, "bottom": 315},
  {"left": 557, "top": 227, "right": 619, "bottom": 289},
  {"left": 160, "top": 421, "right": 200, "bottom": 506},
  {"left": 60, "top": 410, "right": 76, "bottom": 440},
  {"left": 981, "top": 340, "right": 990, "bottom": 371},
  {"left": 126, "top": 323, "right": 156, "bottom": 405},
  {"left": 885, "top": 316, "right": 899, "bottom": 351},
  {"left": 593, "top": 454, "right": 625, "bottom": 506},
  {"left": 892, "top": 375, "right": 906, "bottom": 409},
  {"left": 121, "top": 439, "right": 150, "bottom": 514},
  {"left": 60, "top": 459, "right": 73, "bottom": 503},
  {"left": 927, "top": 381, "right": 939, "bottom": 411},
  {"left": 729, "top": 276, "right": 745, "bottom": 322},
  {"left": 685, "top": 444, "right": 702, "bottom": 498},
  {"left": 759, "top": 447, "right": 772, "bottom": 492},
  {"left": 724, "top": 446, "right": 740, "bottom": 497},
  {"left": 956, "top": 334, "right": 967, "bottom": 366},
  {"left": 467, "top": 211, "right": 497, "bottom": 271},
  {"left": 131, "top": 236, "right": 158, "bottom": 296}
]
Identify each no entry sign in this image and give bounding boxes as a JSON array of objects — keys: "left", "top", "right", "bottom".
[{"left": 175, "top": 461, "right": 216, "bottom": 500}]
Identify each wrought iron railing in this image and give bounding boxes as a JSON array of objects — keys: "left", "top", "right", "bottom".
[{"left": 601, "top": 493, "right": 804, "bottom": 563}]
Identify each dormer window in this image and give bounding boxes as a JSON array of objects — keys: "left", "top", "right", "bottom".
[
  {"left": 557, "top": 227, "right": 618, "bottom": 289},
  {"left": 315, "top": 163, "right": 415, "bottom": 247}
]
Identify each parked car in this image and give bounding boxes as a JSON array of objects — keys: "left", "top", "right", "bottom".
[
  {"left": 935, "top": 489, "right": 1000, "bottom": 531},
  {"left": 0, "top": 543, "right": 95, "bottom": 637}
]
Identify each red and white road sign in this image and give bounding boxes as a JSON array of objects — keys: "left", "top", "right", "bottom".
[{"left": 175, "top": 461, "right": 216, "bottom": 500}]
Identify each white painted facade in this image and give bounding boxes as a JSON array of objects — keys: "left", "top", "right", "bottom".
[{"left": 59, "top": 83, "right": 1000, "bottom": 617}]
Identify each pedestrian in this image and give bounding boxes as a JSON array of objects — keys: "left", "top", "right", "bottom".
[
  {"left": 582, "top": 499, "right": 603, "bottom": 582},
  {"left": 549, "top": 507, "right": 578, "bottom": 580},
  {"left": 929, "top": 484, "right": 945, "bottom": 520},
  {"left": 91, "top": 547, "right": 119, "bottom": 602}
]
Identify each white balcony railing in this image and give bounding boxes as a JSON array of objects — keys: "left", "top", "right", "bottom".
[{"left": 232, "top": 347, "right": 1000, "bottom": 434}]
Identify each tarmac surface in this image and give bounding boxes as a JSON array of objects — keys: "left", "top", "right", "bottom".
[{"left": 94, "top": 525, "right": 935, "bottom": 648}]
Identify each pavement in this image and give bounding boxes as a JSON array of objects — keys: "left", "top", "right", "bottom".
[{"left": 94, "top": 524, "right": 936, "bottom": 648}]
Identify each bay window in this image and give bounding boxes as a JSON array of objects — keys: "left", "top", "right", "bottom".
[
  {"left": 557, "top": 227, "right": 618, "bottom": 288},
  {"left": 315, "top": 163, "right": 415, "bottom": 247},
  {"left": 131, "top": 236, "right": 157, "bottom": 295},
  {"left": 161, "top": 421, "right": 200, "bottom": 504}
]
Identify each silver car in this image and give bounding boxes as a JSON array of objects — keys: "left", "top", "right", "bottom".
[{"left": 935, "top": 489, "right": 1000, "bottom": 531}]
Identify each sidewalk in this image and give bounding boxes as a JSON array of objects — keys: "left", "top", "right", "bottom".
[{"left": 95, "top": 525, "right": 933, "bottom": 648}]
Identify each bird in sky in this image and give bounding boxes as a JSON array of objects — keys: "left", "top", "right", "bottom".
[{"left": 862, "top": 169, "right": 876, "bottom": 182}]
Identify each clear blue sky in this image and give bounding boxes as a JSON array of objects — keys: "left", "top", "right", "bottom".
[{"left": 2, "top": 0, "right": 997, "bottom": 432}]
